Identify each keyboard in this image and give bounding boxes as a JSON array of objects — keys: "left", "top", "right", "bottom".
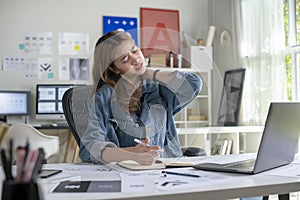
[
  {"left": 56, "top": 122, "right": 69, "bottom": 127},
  {"left": 223, "top": 159, "right": 255, "bottom": 170}
]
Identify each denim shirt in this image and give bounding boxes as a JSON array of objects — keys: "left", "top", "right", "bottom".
[{"left": 79, "top": 70, "right": 202, "bottom": 163}]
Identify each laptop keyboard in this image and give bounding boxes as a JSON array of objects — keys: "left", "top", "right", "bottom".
[{"left": 224, "top": 159, "right": 255, "bottom": 170}]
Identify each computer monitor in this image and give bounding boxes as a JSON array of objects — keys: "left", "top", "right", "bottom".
[
  {"left": 35, "top": 84, "right": 75, "bottom": 121},
  {"left": 0, "top": 90, "right": 30, "bottom": 122},
  {"left": 217, "top": 68, "right": 246, "bottom": 126}
]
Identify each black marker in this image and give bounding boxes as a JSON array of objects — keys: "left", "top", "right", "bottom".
[{"left": 1, "top": 149, "right": 13, "bottom": 180}]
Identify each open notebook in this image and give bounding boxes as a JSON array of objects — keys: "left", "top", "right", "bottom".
[
  {"left": 193, "top": 102, "right": 300, "bottom": 174},
  {"left": 118, "top": 157, "right": 196, "bottom": 170}
]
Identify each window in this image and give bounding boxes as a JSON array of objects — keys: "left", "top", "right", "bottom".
[
  {"left": 239, "top": 0, "right": 287, "bottom": 125},
  {"left": 284, "top": 0, "right": 300, "bottom": 101}
]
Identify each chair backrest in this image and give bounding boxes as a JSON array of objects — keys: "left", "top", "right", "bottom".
[
  {"left": 62, "top": 85, "right": 92, "bottom": 146},
  {"left": 4, "top": 123, "right": 59, "bottom": 160},
  {"left": 217, "top": 68, "right": 246, "bottom": 126}
]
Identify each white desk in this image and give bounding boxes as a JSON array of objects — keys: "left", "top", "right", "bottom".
[
  {"left": 5, "top": 156, "right": 298, "bottom": 200},
  {"left": 42, "top": 176, "right": 299, "bottom": 200}
]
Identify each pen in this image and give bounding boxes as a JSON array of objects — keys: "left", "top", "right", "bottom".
[
  {"left": 31, "top": 148, "right": 45, "bottom": 181},
  {"left": 162, "top": 171, "right": 201, "bottom": 178},
  {"left": 8, "top": 139, "right": 13, "bottom": 180},
  {"left": 134, "top": 138, "right": 150, "bottom": 146},
  {"left": 21, "top": 140, "right": 30, "bottom": 181},
  {"left": 16, "top": 147, "right": 25, "bottom": 182}
]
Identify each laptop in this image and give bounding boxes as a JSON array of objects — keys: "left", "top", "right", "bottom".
[{"left": 193, "top": 102, "right": 300, "bottom": 174}]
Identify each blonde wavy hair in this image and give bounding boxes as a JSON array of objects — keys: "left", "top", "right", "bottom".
[
  {"left": 92, "top": 31, "right": 133, "bottom": 92},
  {"left": 92, "top": 31, "right": 142, "bottom": 114}
]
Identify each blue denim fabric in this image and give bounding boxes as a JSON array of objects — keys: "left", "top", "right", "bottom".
[
  {"left": 79, "top": 70, "right": 202, "bottom": 163},
  {"left": 240, "top": 197, "right": 262, "bottom": 200}
]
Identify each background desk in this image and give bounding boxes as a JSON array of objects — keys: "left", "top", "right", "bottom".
[{"left": 19, "top": 158, "right": 300, "bottom": 200}]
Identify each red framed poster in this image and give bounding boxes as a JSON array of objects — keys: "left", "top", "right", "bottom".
[{"left": 140, "top": 8, "right": 180, "bottom": 58}]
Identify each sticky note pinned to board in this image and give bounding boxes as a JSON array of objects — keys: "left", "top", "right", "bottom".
[
  {"left": 48, "top": 72, "right": 54, "bottom": 79},
  {"left": 19, "top": 44, "right": 25, "bottom": 50},
  {"left": 74, "top": 44, "right": 80, "bottom": 51}
]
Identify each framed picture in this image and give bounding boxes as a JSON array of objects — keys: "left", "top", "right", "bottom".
[
  {"left": 211, "top": 138, "right": 229, "bottom": 155},
  {"left": 103, "top": 16, "right": 138, "bottom": 45},
  {"left": 140, "top": 8, "right": 180, "bottom": 58}
]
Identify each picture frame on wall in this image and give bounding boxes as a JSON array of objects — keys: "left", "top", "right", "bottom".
[
  {"left": 140, "top": 8, "right": 180, "bottom": 58},
  {"left": 103, "top": 16, "right": 138, "bottom": 45}
]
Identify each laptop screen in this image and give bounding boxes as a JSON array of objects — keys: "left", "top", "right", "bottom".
[{"left": 254, "top": 102, "right": 300, "bottom": 173}]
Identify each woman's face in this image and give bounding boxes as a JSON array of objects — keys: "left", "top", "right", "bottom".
[{"left": 113, "top": 40, "right": 146, "bottom": 78}]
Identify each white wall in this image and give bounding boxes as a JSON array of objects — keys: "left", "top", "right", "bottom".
[
  {"left": 0, "top": 0, "right": 209, "bottom": 89},
  {"left": 209, "top": 0, "right": 241, "bottom": 124},
  {"left": 0, "top": 0, "right": 210, "bottom": 123}
]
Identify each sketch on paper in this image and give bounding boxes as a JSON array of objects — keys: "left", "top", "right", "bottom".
[
  {"left": 21, "top": 32, "right": 53, "bottom": 54},
  {"left": 58, "top": 32, "right": 89, "bottom": 55},
  {"left": 58, "top": 58, "right": 89, "bottom": 80}
]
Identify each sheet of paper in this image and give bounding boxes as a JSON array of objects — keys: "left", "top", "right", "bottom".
[
  {"left": 42, "top": 163, "right": 117, "bottom": 175},
  {"left": 58, "top": 58, "right": 70, "bottom": 80},
  {"left": 58, "top": 32, "right": 89, "bottom": 55},
  {"left": 21, "top": 32, "right": 53, "bottom": 54},
  {"left": 38, "top": 57, "right": 54, "bottom": 79},
  {"left": 193, "top": 153, "right": 257, "bottom": 165},
  {"left": 264, "top": 163, "right": 300, "bottom": 178},
  {"left": 38, "top": 173, "right": 81, "bottom": 184},
  {"left": 159, "top": 156, "right": 201, "bottom": 166},
  {"left": 43, "top": 163, "right": 250, "bottom": 193},
  {"left": 155, "top": 167, "right": 244, "bottom": 191},
  {"left": 24, "top": 58, "right": 38, "bottom": 79},
  {"left": 52, "top": 180, "right": 121, "bottom": 193},
  {"left": 3, "top": 55, "right": 26, "bottom": 71},
  {"left": 69, "top": 58, "right": 90, "bottom": 80},
  {"left": 117, "top": 166, "right": 244, "bottom": 192},
  {"left": 119, "top": 173, "right": 156, "bottom": 193},
  {"left": 58, "top": 58, "right": 90, "bottom": 80}
]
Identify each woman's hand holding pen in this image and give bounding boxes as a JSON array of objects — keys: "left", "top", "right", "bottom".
[
  {"left": 133, "top": 137, "right": 160, "bottom": 153},
  {"left": 133, "top": 152, "right": 158, "bottom": 165},
  {"left": 132, "top": 137, "right": 162, "bottom": 165},
  {"left": 102, "top": 137, "right": 163, "bottom": 165}
]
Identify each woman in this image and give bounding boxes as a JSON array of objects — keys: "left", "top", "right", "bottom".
[{"left": 80, "top": 31, "right": 202, "bottom": 165}]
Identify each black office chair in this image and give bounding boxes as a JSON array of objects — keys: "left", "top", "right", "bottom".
[{"left": 62, "top": 85, "right": 92, "bottom": 149}]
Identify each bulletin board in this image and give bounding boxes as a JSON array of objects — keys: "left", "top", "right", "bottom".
[{"left": 140, "top": 8, "right": 180, "bottom": 57}]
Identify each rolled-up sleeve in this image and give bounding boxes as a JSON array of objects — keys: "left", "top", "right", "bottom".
[{"left": 79, "top": 95, "right": 117, "bottom": 164}]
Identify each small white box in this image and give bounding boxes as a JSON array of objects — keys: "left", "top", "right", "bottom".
[{"left": 183, "top": 46, "right": 213, "bottom": 70}]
